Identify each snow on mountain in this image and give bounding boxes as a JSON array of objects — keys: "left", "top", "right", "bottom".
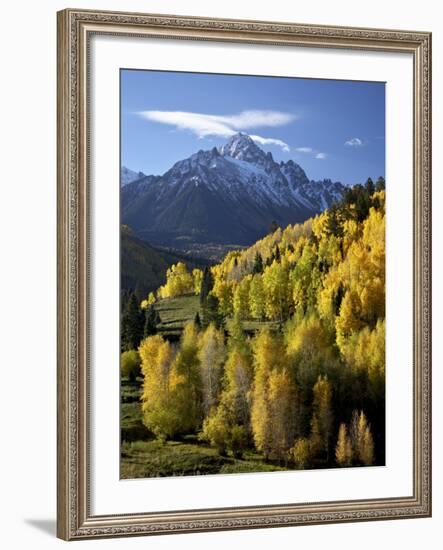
[
  {"left": 121, "top": 133, "right": 346, "bottom": 258},
  {"left": 121, "top": 166, "right": 146, "bottom": 186}
]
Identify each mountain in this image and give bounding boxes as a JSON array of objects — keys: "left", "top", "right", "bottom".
[
  {"left": 121, "top": 166, "right": 146, "bottom": 186},
  {"left": 121, "top": 225, "right": 208, "bottom": 297},
  {"left": 121, "top": 133, "right": 345, "bottom": 259}
]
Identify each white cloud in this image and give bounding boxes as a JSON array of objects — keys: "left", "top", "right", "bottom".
[
  {"left": 295, "top": 147, "right": 313, "bottom": 153},
  {"left": 315, "top": 152, "right": 327, "bottom": 159},
  {"left": 221, "top": 110, "right": 296, "bottom": 129},
  {"left": 345, "top": 137, "right": 363, "bottom": 147},
  {"left": 137, "top": 109, "right": 295, "bottom": 152},
  {"left": 250, "top": 135, "right": 290, "bottom": 152}
]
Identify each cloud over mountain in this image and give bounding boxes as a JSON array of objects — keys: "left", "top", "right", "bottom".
[{"left": 137, "top": 109, "right": 295, "bottom": 152}]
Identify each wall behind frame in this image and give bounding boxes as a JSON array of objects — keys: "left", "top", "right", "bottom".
[{"left": 0, "top": 0, "right": 440, "bottom": 549}]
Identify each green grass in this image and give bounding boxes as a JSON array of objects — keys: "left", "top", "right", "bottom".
[
  {"left": 121, "top": 439, "right": 227, "bottom": 478},
  {"left": 121, "top": 378, "right": 152, "bottom": 443},
  {"left": 120, "top": 438, "right": 291, "bottom": 479},
  {"left": 155, "top": 294, "right": 200, "bottom": 336},
  {"left": 154, "top": 294, "right": 282, "bottom": 338},
  {"left": 120, "top": 383, "right": 292, "bottom": 479},
  {"left": 120, "top": 377, "right": 142, "bottom": 403},
  {"left": 120, "top": 398, "right": 295, "bottom": 478}
]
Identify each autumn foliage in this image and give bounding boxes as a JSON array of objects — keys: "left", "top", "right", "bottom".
[{"left": 135, "top": 184, "right": 385, "bottom": 468}]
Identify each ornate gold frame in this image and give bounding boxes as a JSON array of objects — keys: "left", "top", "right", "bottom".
[{"left": 57, "top": 8, "right": 432, "bottom": 540}]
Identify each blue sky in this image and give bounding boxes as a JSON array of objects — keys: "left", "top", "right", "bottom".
[{"left": 121, "top": 69, "right": 385, "bottom": 186}]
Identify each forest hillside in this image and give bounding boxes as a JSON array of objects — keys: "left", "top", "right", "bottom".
[{"left": 120, "top": 178, "right": 386, "bottom": 477}]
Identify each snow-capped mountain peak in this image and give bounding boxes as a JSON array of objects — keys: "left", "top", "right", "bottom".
[
  {"left": 121, "top": 134, "right": 346, "bottom": 258},
  {"left": 219, "top": 132, "right": 271, "bottom": 167}
]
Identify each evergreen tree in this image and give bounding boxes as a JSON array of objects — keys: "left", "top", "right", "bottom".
[
  {"left": 269, "top": 219, "right": 278, "bottom": 234},
  {"left": 252, "top": 251, "right": 264, "bottom": 274},
  {"left": 326, "top": 204, "right": 343, "bottom": 238},
  {"left": 194, "top": 311, "right": 201, "bottom": 328},
  {"left": 202, "top": 293, "right": 222, "bottom": 328},
  {"left": 375, "top": 176, "right": 386, "bottom": 191},
  {"left": 365, "top": 177, "right": 375, "bottom": 196},
  {"left": 121, "top": 292, "right": 145, "bottom": 351},
  {"left": 143, "top": 305, "right": 160, "bottom": 337},
  {"left": 309, "top": 414, "right": 322, "bottom": 457},
  {"left": 199, "top": 266, "right": 214, "bottom": 304}
]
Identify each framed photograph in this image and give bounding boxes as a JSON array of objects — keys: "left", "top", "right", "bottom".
[{"left": 57, "top": 8, "right": 432, "bottom": 540}]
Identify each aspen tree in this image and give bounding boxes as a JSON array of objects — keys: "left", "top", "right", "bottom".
[
  {"left": 335, "top": 423, "right": 353, "bottom": 466},
  {"left": 169, "top": 322, "right": 202, "bottom": 434},
  {"left": 312, "top": 375, "right": 333, "bottom": 459},
  {"left": 198, "top": 324, "right": 226, "bottom": 415}
]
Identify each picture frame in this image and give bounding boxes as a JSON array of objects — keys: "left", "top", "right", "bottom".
[{"left": 57, "top": 8, "right": 432, "bottom": 540}]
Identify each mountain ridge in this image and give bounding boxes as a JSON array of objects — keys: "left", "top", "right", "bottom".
[{"left": 121, "top": 133, "right": 345, "bottom": 260}]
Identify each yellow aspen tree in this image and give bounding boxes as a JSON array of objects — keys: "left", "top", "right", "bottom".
[
  {"left": 289, "top": 437, "right": 311, "bottom": 469},
  {"left": 335, "top": 289, "right": 364, "bottom": 354},
  {"left": 268, "top": 368, "right": 299, "bottom": 461},
  {"left": 262, "top": 259, "right": 290, "bottom": 321},
  {"left": 312, "top": 375, "right": 333, "bottom": 460},
  {"left": 158, "top": 262, "right": 194, "bottom": 298},
  {"left": 201, "top": 321, "right": 253, "bottom": 457},
  {"left": 361, "top": 425, "right": 375, "bottom": 466},
  {"left": 317, "top": 268, "right": 342, "bottom": 325},
  {"left": 200, "top": 406, "right": 231, "bottom": 455},
  {"left": 249, "top": 274, "right": 265, "bottom": 320},
  {"left": 140, "top": 291, "right": 156, "bottom": 310},
  {"left": 139, "top": 335, "right": 178, "bottom": 439},
  {"left": 335, "top": 423, "right": 353, "bottom": 466},
  {"left": 198, "top": 324, "right": 226, "bottom": 415},
  {"left": 344, "top": 321, "right": 385, "bottom": 402},
  {"left": 284, "top": 316, "right": 336, "bottom": 421},
  {"left": 289, "top": 244, "right": 317, "bottom": 313},
  {"left": 250, "top": 330, "right": 296, "bottom": 460},
  {"left": 233, "top": 275, "right": 252, "bottom": 319},
  {"left": 212, "top": 279, "right": 235, "bottom": 317},
  {"left": 250, "top": 330, "right": 279, "bottom": 459},
  {"left": 169, "top": 322, "right": 202, "bottom": 434},
  {"left": 355, "top": 411, "right": 375, "bottom": 465},
  {"left": 192, "top": 268, "right": 203, "bottom": 295},
  {"left": 219, "top": 339, "right": 254, "bottom": 430},
  {"left": 285, "top": 315, "right": 331, "bottom": 364}
]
